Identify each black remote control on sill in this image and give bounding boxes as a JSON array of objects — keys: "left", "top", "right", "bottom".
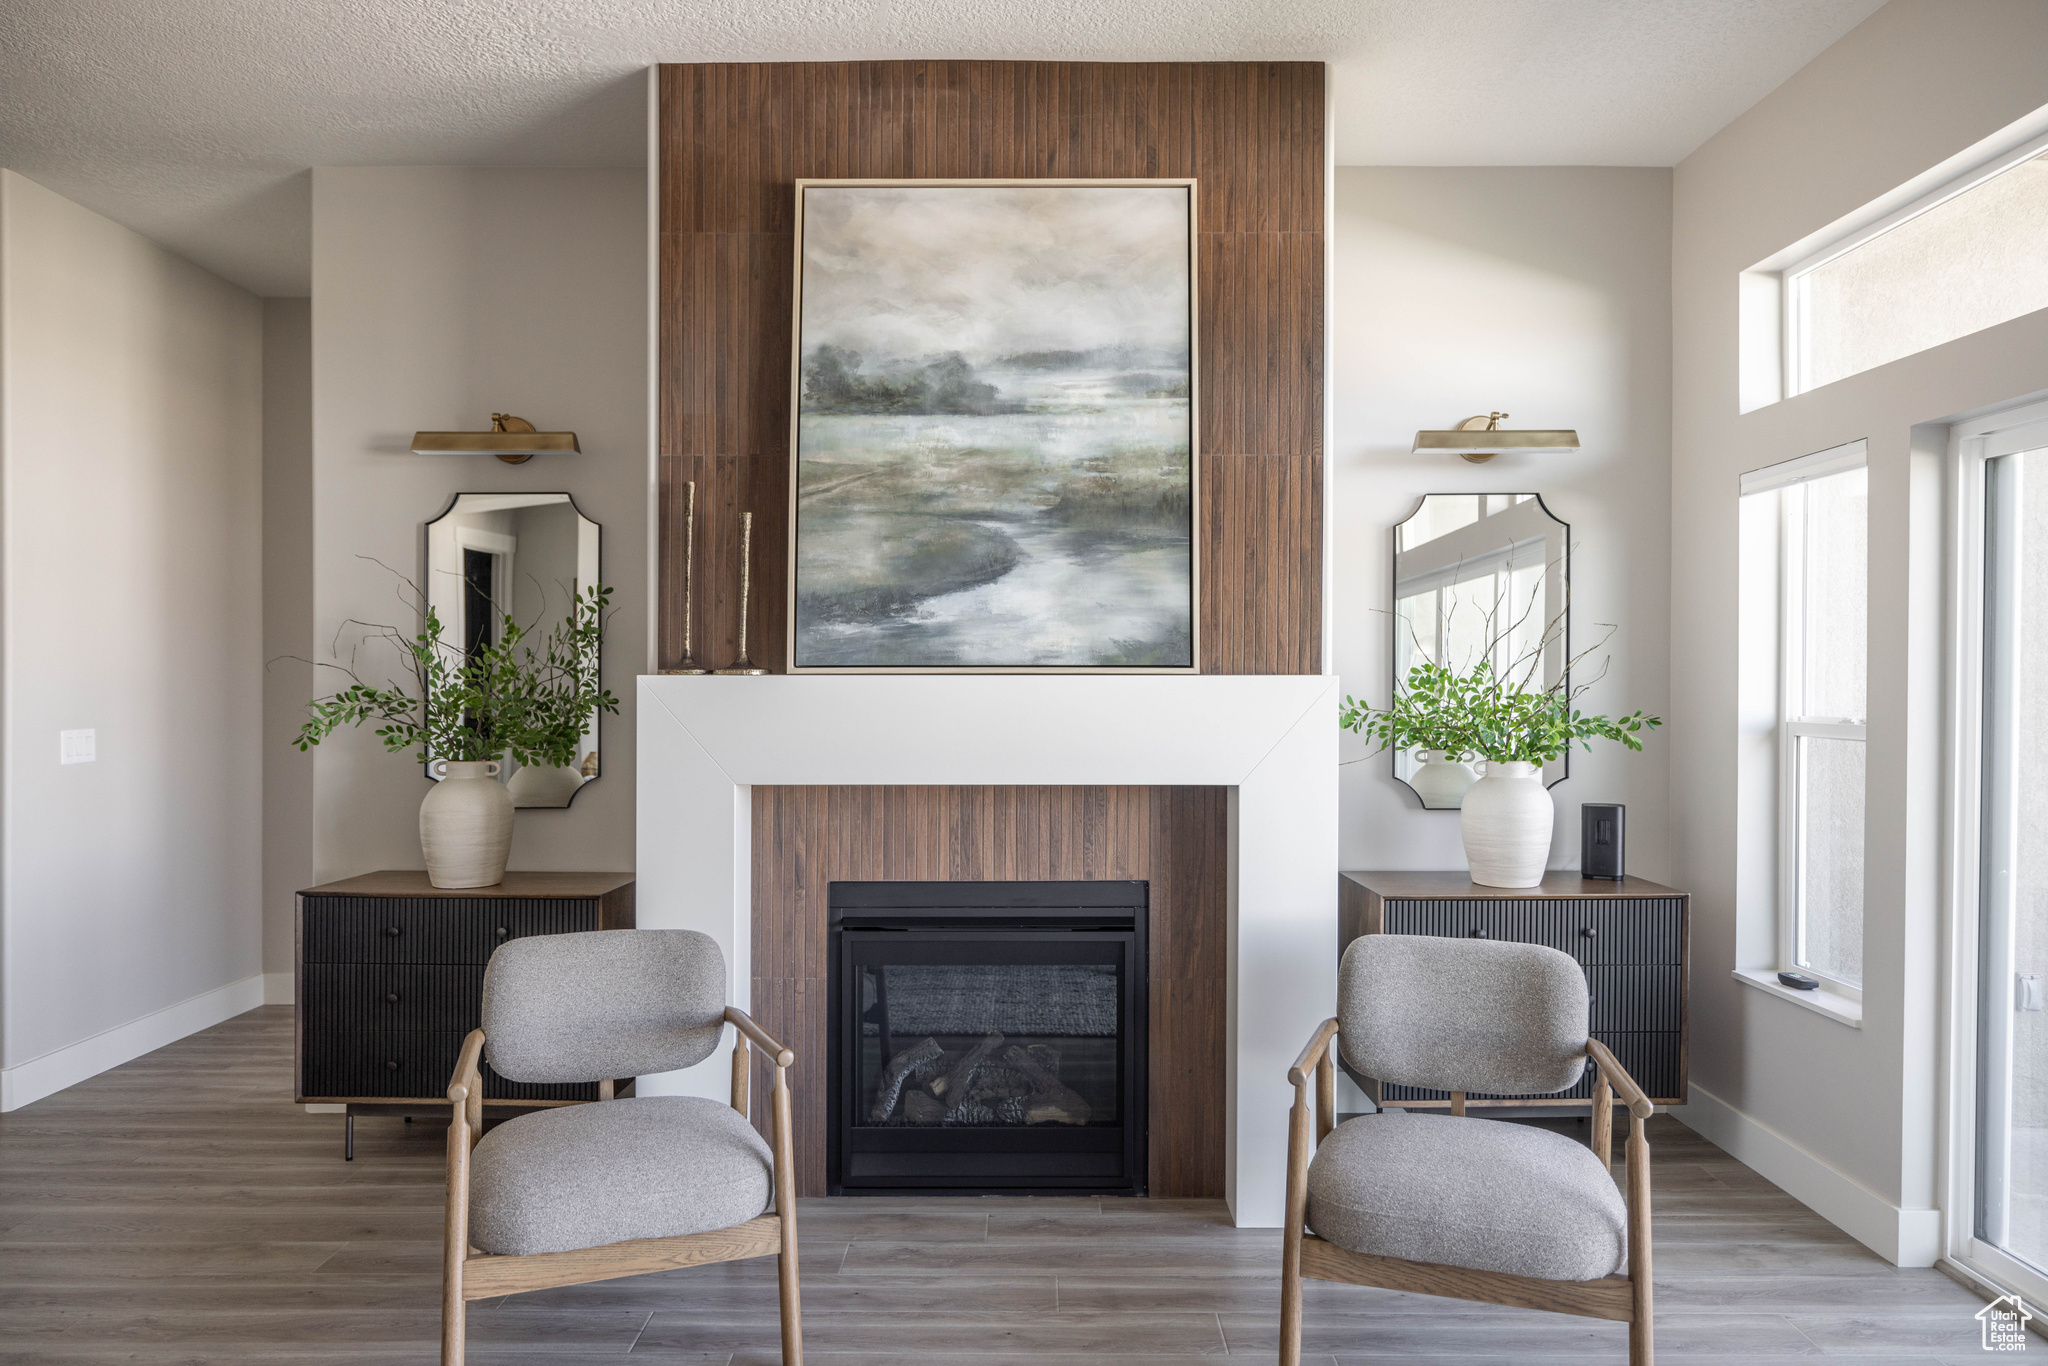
[{"left": 1778, "top": 971, "right": 1820, "bottom": 991}]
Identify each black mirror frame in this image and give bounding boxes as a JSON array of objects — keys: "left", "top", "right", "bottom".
[
  {"left": 1388, "top": 492, "right": 1570, "bottom": 811},
  {"left": 419, "top": 490, "right": 603, "bottom": 810}
]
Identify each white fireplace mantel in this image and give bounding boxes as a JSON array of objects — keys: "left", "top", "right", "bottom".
[{"left": 633, "top": 673, "right": 1339, "bottom": 1227}]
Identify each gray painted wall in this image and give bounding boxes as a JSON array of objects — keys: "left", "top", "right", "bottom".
[
  {"left": 0, "top": 170, "right": 263, "bottom": 1106},
  {"left": 307, "top": 167, "right": 646, "bottom": 888},
  {"left": 262, "top": 298, "right": 313, "bottom": 988},
  {"left": 1671, "top": 0, "right": 2048, "bottom": 1262},
  {"left": 1333, "top": 166, "right": 1674, "bottom": 879}
]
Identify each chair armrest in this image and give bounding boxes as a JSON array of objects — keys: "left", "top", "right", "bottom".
[
  {"left": 1586, "top": 1039, "right": 1654, "bottom": 1119},
  {"left": 447, "top": 1028, "right": 486, "bottom": 1104},
  {"left": 1289, "top": 1018, "right": 1339, "bottom": 1086},
  {"left": 725, "top": 1007, "right": 794, "bottom": 1068}
]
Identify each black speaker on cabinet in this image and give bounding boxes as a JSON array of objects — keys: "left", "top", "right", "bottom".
[{"left": 1582, "top": 803, "right": 1626, "bottom": 880}]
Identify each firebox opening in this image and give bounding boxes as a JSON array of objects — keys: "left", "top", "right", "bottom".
[{"left": 828, "top": 880, "right": 1148, "bottom": 1196}]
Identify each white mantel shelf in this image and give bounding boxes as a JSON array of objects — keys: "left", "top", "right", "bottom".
[{"left": 634, "top": 673, "right": 1340, "bottom": 1227}]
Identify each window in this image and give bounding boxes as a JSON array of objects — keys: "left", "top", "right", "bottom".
[
  {"left": 1782, "top": 131, "right": 2048, "bottom": 396},
  {"left": 1777, "top": 466, "right": 1868, "bottom": 989},
  {"left": 1739, "top": 444, "right": 1867, "bottom": 1004}
]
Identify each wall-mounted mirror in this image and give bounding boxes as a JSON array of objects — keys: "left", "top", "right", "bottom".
[
  {"left": 425, "top": 493, "right": 601, "bottom": 808},
  {"left": 1392, "top": 493, "right": 1569, "bottom": 809}
]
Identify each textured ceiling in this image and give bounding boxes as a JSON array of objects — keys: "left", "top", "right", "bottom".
[{"left": 0, "top": 0, "right": 1884, "bottom": 296}]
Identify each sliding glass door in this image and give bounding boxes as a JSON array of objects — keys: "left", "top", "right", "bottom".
[{"left": 1978, "top": 436, "right": 2048, "bottom": 1270}]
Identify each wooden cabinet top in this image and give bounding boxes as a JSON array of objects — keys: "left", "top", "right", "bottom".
[
  {"left": 1341, "top": 871, "right": 1684, "bottom": 901},
  {"left": 300, "top": 871, "right": 635, "bottom": 899}
]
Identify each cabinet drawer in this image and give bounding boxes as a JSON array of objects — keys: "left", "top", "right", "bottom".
[
  {"left": 299, "top": 1030, "right": 598, "bottom": 1103},
  {"left": 1382, "top": 897, "right": 1682, "bottom": 965},
  {"left": 302, "top": 964, "right": 480, "bottom": 1034},
  {"left": 301, "top": 896, "right": 600, "bottom": 964},
  {"left": 1588, "top": 965, "right": 1683, "bottom": 1032},
  {"left": 1380, "top": 1030, "right": 1683, "bottom": 1105},
  {"left": 1578, "top": 901, "right": 1685, "bottom": 965}
]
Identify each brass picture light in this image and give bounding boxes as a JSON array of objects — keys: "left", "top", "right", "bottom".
[
  {"left": 411, "top": 413, "right": 580, "bottom": 464},
  {"left": 1412, "top": 412, "right": 1579, "bottom": 463}
]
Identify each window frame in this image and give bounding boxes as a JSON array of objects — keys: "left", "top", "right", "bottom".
[
  {"left": 1780, "top": 125, "right": 2048, "bottom": 399},
  {"left": 1772, "top": 471, "right": 1868, "bottom": 999},
  {"left": 1941, "top": 398, "right": 2048, "bottom": 1306}
]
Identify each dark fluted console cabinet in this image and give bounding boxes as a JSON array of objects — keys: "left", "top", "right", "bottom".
[
  {"left": 296, "top": 870, "right": 634, "bottom": 1157},
  {"left": 1339, "top": 871, "right": 1689, "bottom": 1111}
]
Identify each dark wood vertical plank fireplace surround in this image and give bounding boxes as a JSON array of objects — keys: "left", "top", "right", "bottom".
[
  {"left": 753, "top": 786, "right": 1226, "bottom": 1197},
  {"left": 656, "top": 60, "right": 1325, "bottom": 675}
]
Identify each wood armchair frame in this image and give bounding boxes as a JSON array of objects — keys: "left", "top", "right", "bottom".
[
  {"left": 1278, "top": 1024, "right": 1654, "bottom": 1366},
  {"left": 442, "top": 1007, "right": 802, "bottom": 1366}
]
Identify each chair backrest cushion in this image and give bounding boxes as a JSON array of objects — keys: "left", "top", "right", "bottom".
[
  {"left": 483, "top": 929, "right": 727, "bottom": 1084},
  {"left": 1338, "top": 934, "right": 1588, "bottom": 1096}
]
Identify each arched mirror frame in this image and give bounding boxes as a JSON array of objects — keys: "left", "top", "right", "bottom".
[{"left": 1390, "top": 492, "right": 1570, "bottom": 810}]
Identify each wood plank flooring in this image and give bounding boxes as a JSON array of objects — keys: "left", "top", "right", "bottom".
[{"left": 0, "top": 1006, "right": 2006, "bottom": 1363}]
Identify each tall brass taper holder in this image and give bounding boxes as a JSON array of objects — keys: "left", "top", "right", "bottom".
[
  {"left": 714, "top": 510, "right": 769, "bottom": 675},
  {"left": 660, "top": 479, "right": 710, "bottom": 675}
]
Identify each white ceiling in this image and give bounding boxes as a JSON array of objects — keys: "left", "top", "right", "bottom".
[{"left": 0, "top": 0, "right": 1884, "bottom": 296}]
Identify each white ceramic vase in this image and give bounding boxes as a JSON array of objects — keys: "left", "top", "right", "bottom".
[
  {"left": 1459, "top": 760, "right": 1553, "bottom": 888},
  {"left": 505, "top": 761, "right": 586, "bottom": 808},
  {"left": 421, "top": 759, "right": 514, "bottom": 889},
  {"left": 1409, "top": 749, "right": 1479, "bottom": 808}
]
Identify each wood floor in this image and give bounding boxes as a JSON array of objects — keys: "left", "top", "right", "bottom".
[{"left": 0, "top": 1006, "right": 2006, "bottom": 1363}]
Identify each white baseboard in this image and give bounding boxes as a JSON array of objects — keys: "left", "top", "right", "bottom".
[
  {"left": 263, "top": 972, "right": 295, "bottom": 1005},
  {"left": 1673, "top": 1083, "right": 1941, "bottom": 1266},
  {"left": 0, "top": 974, "right": 266, "bottom": 1112}
]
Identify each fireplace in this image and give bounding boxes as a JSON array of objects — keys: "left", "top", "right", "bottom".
[
  {"left": 827, "top": 880, "right": 1148, "bottom": 1196},
  {"left": 639, "top": 673, "right": 1339, "bottom": 1223}
]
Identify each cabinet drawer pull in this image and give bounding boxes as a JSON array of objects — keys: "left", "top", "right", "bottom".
[
  {"left": 1467, "top": 929, "right": 1488, "bottom": 939},
  {"left": 495, "top": 926, "right": 509, "bottom": 939},
  {"left": 1580, "top": 926, "right": 1597, "bottom": 939},
  {"left": 383, "top": 925, "right": 403, "bottom": 938},
  {"left": 384, "top": 991, "right": 400, "bottom": 1004},
  {"left": 385, "top": 1059, "right": 402, "bottom": 1071}
]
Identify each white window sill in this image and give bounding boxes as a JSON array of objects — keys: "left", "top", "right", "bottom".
[{"left": 1732, "top": 967, "right": 1863, "bottom": 1027}]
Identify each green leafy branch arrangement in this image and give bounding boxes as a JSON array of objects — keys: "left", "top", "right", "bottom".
[
  {"left": 1339, "top": 659, "right": 1482, "bottom": 758},
  {"left": 508, "top": 586, "right": 618, "bottom": 769},
  {"left": 293, "top": 569, "right": 618, "bottom": 770},
  {"left": 1340, "top": 574, "right": 1660, "bottom": 767}
]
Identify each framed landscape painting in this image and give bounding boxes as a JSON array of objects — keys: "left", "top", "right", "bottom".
[{"left": 786, "top": 179, "right": 1199, "bottom": 673}]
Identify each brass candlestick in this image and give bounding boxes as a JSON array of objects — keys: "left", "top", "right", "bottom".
[
  {"left": 714, "top": 510, "right": 769, "bottom": 675},
  {"left": 660, "top": 479, "right": 709, "bottom": 675}
]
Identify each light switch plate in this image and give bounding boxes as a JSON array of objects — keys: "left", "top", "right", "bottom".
[{"left": 60, "top": 729, "right": 95, "bottom": 764}]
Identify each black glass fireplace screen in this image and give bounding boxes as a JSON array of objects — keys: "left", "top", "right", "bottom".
[{"left": 829, "top": 881, "right": 1147, "bottom": 1195}]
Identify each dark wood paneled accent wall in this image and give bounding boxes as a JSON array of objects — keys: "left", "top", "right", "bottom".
[
  {"left": 657, "top": 60, "right": 1325, "bottom": 674},
  {"left": 750, "top": 785, "right": 1227, "bottom": 1197}
]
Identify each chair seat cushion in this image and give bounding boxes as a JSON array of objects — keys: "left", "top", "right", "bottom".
[
  {"left": 470, "top": 1096, "right": 773, "bottom": 1256},
  {"left": 1305, "top": 1111, "right": 1626, "bottom": 1282}
]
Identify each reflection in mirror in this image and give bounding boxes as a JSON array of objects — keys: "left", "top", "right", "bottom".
[
  {"left": 1392, "top": 494, "right": 1569, "bottom": 809},
  {"left": 425, "top": 493, "right": 601, "bottom": 808}
]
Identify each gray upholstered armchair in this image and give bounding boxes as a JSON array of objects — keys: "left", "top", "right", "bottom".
[
  {"left": 441, "top": 929, "right": 801, "bottom": 1366},
  {"left": 1280, "top": 935, "right": 1654, "bottom": 1365}
]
